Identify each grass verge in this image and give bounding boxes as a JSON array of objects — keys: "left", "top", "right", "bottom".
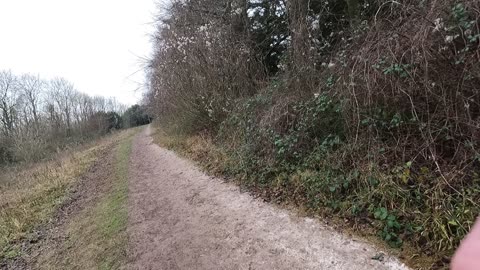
[
  {"left": 96, "top": 132, "right": 132, "bottom": 269},
  {"left": 48, "top": 130, "right": 135, "bottom": 269},
  {"left": 0, "top": 142, "right": 101, "bottom": 261}
]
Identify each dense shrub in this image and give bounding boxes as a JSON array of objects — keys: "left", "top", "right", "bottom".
[
  {"left": 122, "top": 105, "right": 151, "bottom": 128},
  {"left": 147, "top": 0, "right": 480, "bottom": 267},
  {"left": 0, "top": 138, "right": 14, "bottom": 164}
]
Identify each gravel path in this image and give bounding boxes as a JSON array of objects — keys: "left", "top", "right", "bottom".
[{"left": 127, "top": 126, "right": 410, "bottom": 270}]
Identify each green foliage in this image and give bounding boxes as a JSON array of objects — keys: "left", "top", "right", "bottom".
[
  {"left": 451, "top": 3, "right": 474, "bottom": 30},
  {"left": 122, "top": 105, "right": 151, "bottom": 128},
  {"left": 372, "top": 59, "right": 412, "bottom": 79},
  {"left": 221, "top": 89, "right": 345, "bottom": 172},
  {"left": 105, "top": 112, "right": 123, "bottom": 131},
  {"left": 374, "top": 207, "right": 388, "bottom": 220},
  {"left": 374, "top": 207, "right": 403, "bottom": 247},
  {"left": 446, "top": 3, "right": 479, "bottom": 64},
  {"left": 392, "top": 161, "right": 412, "bottom": 184},
  {"left": 382, "top": 63, "right": 411, "bottom": 78},
  {"left": 360, "top": 108, "right": 409, "bottom": 133},
  {"left": 89, "top": 111, "right": 123, "bottom": 134}
]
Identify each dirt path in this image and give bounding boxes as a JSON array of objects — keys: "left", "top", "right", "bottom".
[{"left": 127, "top": 126, "right": 410, "bottom": 270}]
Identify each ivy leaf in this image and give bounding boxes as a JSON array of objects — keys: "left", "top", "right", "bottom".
[{"left": 374, "top": 207, "right": 388, "bottom": 220}]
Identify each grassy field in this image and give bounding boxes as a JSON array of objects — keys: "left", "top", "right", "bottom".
[
  {"left": 35, "top": 130, "right": 136, "bottom": 270},
  {"left": 0, "top": 129, "right": 137, "bottom": 269},
  {"left": 0, "top": 142, "right": 101, "bottom": 260}
]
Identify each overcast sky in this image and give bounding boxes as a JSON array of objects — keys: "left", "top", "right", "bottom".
[{"left": 0, "top": 0, "right": 158, "bottom": 105}]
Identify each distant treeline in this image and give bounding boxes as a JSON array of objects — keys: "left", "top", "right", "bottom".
[{"left": 0, "top": 70, "right": 151, "bottom": 165}]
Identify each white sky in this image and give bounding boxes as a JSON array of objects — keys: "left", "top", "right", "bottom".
[{"left": 0, "top": 0, "right": 157, "bottom": 105}]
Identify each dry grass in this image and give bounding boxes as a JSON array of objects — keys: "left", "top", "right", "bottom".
[
  {"left": 32, "top": 129, "right": 137, "bottom": 270},
  {"left": 0, "top": 142, "right": 101, "bottom": 260},
  {"left": 0, "top": 129, "right": 138, "bottom": 264},
  {"left": 153, "top": 128, "right": 230, "bottom": 176}
]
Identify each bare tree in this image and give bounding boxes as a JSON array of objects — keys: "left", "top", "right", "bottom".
[
  {"left": 18, "top": 74, "right": 44, "bottom": 128},
  {"left": 93, "top": 96, "right": 106, "bottom": 113},
  {"left": 49, "top": 78, "right": 75, "bottom": 132},
  {"left": 0, "top": 71, "right": 20, "bottom": 137},
  {"left": 106, "top": 97, "right": 120, "bottom": 113},
  {"left": 78, "top": 93, "right": 94, "bottom": 122},
  {"left": 0, "top": 69, "right": 129, "bottom": 165}
]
